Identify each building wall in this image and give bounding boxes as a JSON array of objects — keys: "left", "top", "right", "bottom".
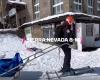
[
  {"left": 1, "top": 0, "right": 7, "bottom": 17},
  {"left": 93, "top": 0, "right": 97, "bottom": 15},
  {"left": 63, "top": 0, "right": 70, "bottom": 12},
  {"left": 82, "top": 0, "right": 88, "bottom": 13},
  {"left": 17, "top": 9, "right": 27, "bottom": 26},
  {"left": 2, "top": 0, "right": 99, "bottom": 26},
  {"left": 0, "top": 1, "right": 2, "bottom": 22},
  {"left": 0, "top": 0, "right": 7, "bottom": 23},
  {"left": 31, "top": 0, "right": 99, "bottom": 39},
  {"left": 69, "top": 0, "right": 98, "bottom": 15},
  {"left": 13, "top": 0, "right": 34, "bottom": 26},
  {"left": 39, "top": 0, "right": 51, "bottom": 18},
  {"left": 32, "top": 0, "right": 52, "bottom": 38},
  {"left": 22, "top": 0, "right": 33, "bottom": 21},
  {"left": 32, "top": 25, "right": 43, "bottom": 38},
  {"left": 96, "top": 0, "right": 100, "bottom": 16},
  {"left": 5, "top": 0, "right": 100, "bottom": 43},
  {"left": 15, "top": 0, "right": 99, "bottom": 22}
]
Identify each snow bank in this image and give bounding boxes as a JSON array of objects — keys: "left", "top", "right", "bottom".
[
  {"left": 0, "top": 28, "right": 18, "bottom": 32},
  {"left": 0, "top": 33, "right": 64, "bottom": 72},
  {"left": 71, "top": 49, "right": 100, "bottom": 68},
  {"left": 0, "top": 33, "right": 25, "bottom": 58},
  {"left": 1, "top": 33, "right": 100, "bottom": 75},
  {"left": 22, "top": 41, "right": 64, "bottom": 72}
]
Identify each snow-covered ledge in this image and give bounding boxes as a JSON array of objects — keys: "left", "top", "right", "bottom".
[
  {"left": 8, "top": 0, "right": 26, "bottom": 5},
  {"left": 0, "top": 28, "right": 18, "bottom": 32},
  {"left": 20, "top": 12, "right": 100, "bottom": 28}
]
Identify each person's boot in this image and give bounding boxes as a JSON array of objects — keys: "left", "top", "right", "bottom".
[
  {"left": 58, "top": 69, "right": 65, "bottom": 73},
  {"left": 60, "top": 68, "right": 75, "bottom": 77},
  {"left": 58, "top": 67, "right": 70, "bottom": 73}
]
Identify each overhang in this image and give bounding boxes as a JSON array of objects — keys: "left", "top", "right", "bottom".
[
  {"left": 0, "top": 28, "right": 18, "bottom": 34},
  {"left": 20, "top": 12, "right": 100, "bottom": 29},
  {"left": 6, "top": 1, "right": 26, "bottom": 11}
]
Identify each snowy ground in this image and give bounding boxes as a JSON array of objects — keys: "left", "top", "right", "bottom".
[{"left": 0, "top": 33, "right": 100, "bottom": 80}]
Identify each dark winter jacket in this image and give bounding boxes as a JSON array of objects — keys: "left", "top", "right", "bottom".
[{"left": 54, "top": 22, "right": 75, "bottom": 45}]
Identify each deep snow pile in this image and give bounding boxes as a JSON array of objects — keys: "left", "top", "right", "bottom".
[
  {"left": 0, "top": 33, "right": 100, "bottom": 75},
  {"left": 0, "top": 33, "right": 64, "bottom": 72}
]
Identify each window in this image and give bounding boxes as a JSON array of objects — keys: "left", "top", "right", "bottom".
[
  {"left": 42, "top": 24, "right": 54, "bottom": 38},
  {"left": 86, "top": 24, "right": 93, "bottom": 36},
  {"left": 52, "top": 0, "right": 63, "bottom": 15},
  {"left": 73, "top": 0, "right": 82, "bottom": 12},
  {"left": 97, "top": 0, "right": 100, "bottom": 11},
  {"left": 34, "top": 0, "right": 40, "bottom": 19},
  {"left": 87, "top": 0, "right": 93, "bottom": 14}
]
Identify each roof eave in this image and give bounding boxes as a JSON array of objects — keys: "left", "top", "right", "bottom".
[{"left": 20, "top": 12, "right": 100, "bottom": 29}]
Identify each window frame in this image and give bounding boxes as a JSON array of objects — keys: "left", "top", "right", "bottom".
[
  {"left": 86, "top": 23, "right": 93, "bottom": 36},
  {"left": 34, "top": 0, "right": 40, "bottom": 19},
  {"left": 42, "top": 24, "right": 54, "bottom": 38},
  {"left": 87, "top": 0, "right": 93, "bottom": 15},
  {"left": 73, "top": 0, "right": 82, "bottom": 12},
  {"left": 52, "top": 0, "right": 63, "bottom": 15},
  {"left": 97, "top": 0, "right": 100, "bottom": 11}
]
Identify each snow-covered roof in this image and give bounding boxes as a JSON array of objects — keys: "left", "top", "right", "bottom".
[
  {"left": 8, "top": 1, "right": 26, "bottom": 5},
  {"left": 0, "top": 28, "right": 18, "bottom": 33},
  {"left": 20, "top": 12, "right": 100, "bottom": 28}
]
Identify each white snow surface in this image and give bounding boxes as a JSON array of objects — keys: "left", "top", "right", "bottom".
[
  {"left": 0, "top": 34, "right": 100, "bottom": 75},
  {"left": 8, "top": 0, "right": 26, "bottom": 5},
  {"left": 0, "top": 28, "right": 18, "bottom": 32}
]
